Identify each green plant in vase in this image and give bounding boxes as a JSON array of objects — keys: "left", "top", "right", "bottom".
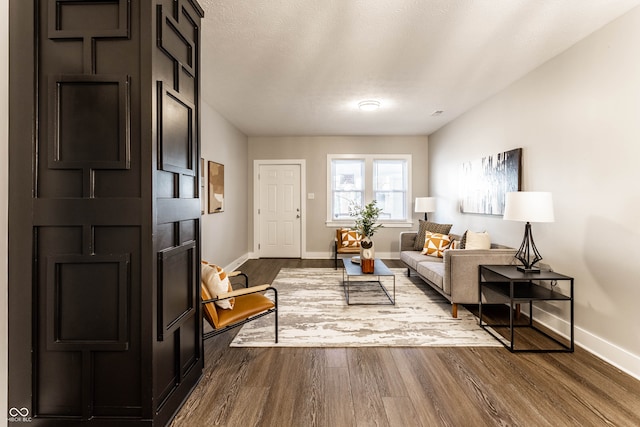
[{"left": 349, "top": 200, "right": 383, "bottom": 272}]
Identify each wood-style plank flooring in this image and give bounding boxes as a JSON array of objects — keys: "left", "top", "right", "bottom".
[{"left": 171, "top": 259, "right": 640, "bottom": 427}]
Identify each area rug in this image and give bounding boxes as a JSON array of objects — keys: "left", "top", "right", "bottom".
[{"left": 230, "top": 268, "right": 501, "bottom": 347}]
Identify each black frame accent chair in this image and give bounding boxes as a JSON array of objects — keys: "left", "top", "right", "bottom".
[
  {"left": 201, "top": 263, "right": 278, "bottom": 342},
  {"left": 334, "top": 228, "right": 362, "bottom": 269}
]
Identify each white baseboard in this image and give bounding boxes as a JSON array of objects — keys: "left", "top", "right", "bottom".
[
  {"left": 249, "top": 251, "right": 401, "bottom": 260},
  {"left": 531, "top": 305, "right": 640, "bottom": 381},
  {"left": 224, "top": 253, "right": 250, "bottom": 273},
  {"left": 305, "top": 251, "right": 400, "bottom": 260},
  {"left": 305, "top": 251, "right": 331, "bottom": 259}
]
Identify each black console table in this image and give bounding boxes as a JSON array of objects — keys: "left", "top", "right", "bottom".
[{"left": 478, "top": 265, "right": 574, "bottom": 352}]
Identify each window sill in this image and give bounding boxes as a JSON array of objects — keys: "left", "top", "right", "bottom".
[{"left": 326, "top": 220, "right": 414, "bottom": 228}]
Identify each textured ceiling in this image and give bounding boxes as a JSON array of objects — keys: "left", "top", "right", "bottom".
[{"left": 199, "top": 0, "right": 640, "bottom": 136}]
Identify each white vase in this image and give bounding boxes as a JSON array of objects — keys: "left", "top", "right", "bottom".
[
  {"left": 360, "top": 238, "right": 375, "bottom": 273},
  {"left": 360, "top": 237, "right": 375, "bottom": 259}
]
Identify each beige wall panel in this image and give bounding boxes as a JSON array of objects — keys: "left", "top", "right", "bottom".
[
  {"left": 248, "top": 136, "right": 429, "bottom": 255},
  {"left": 200, "top": 102, "right": 249, "bottom": 268}
]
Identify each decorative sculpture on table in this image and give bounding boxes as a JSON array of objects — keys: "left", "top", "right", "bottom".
[{"left": 350, "top": 200, "right": 383, "bottom": 273}]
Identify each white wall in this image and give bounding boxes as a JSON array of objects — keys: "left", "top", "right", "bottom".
[
  {"left": 429, "top": 6, "right": 640, "bottom": 379},
  {"left": 200, "top": 101, "right": 249, "bottom": 270},
  {"left": 248, "top": 136, "right": 429, "bottom": 257},
  {"left": 1, "top": 0, "right": 9, "bottom": 423}
]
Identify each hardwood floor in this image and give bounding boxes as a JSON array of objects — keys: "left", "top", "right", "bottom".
[{"left": 171, "top": 259, "right": 640, "bottom": 427}]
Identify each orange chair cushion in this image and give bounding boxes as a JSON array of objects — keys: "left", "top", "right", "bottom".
[
  {"left": 201, "top": 284, "right": 220, "bottom": 328},
  {"left": 338, "top": 246, "right": 361, "bottom": 254},
  {"left": 336, "top": 229, "right": 362, "bottom": 254},
  {"left": 216, "top": 293, "right": 275, "bottom": 329}
]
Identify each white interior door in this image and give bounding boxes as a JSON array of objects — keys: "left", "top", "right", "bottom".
[{"left": 258, "top": 164, "right": 301, "bottom": 258}]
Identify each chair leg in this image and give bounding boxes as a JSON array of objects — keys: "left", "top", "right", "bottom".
[
  {"left": 274, "top": 309, "right": 278, "bottom": 343},
  {"left": 239, "top": 272, "right": 249, "bottom": 288},
  {"left": 334, "top": 243, "right": 338, "bottom": 269},
  {"left": 273, "top": 289, "right": 279, "bottom": 343}
]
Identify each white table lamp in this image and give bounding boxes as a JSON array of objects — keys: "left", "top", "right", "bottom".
[
  {"left": 503, "top": 192, "right": 554, "bottom": 273},
  {"left": 415, "top": 197, "right": 436, "bottom": 221}
]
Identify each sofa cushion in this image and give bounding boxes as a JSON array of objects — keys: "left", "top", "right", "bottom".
[
  {"left": 416, "top": 262, "right": 445, "bottom": 291},
  {"left": 400, "top": 250, "right": 437, "bottom": 271},
  {"left": 413, "top": 220, "right": 453, "bottom": 250},
  {"left": 420, "top": 231, "right": 452, "bottom": 258}
]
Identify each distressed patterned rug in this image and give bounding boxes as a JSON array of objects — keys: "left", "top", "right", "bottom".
[{"left": 230, "top": 268, "right": 501, "bottom": 347}]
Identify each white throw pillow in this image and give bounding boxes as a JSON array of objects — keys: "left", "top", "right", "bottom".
[
  {"left": 465, "top": 231, "right": 491, "bottom": 250},
  {"left": 201, "top": 262, "right": 235, "bottom": 310}
]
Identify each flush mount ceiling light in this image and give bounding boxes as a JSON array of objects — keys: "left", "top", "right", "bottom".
[{"left": 358, "top": 100, "right": 381, "bottom": 111}]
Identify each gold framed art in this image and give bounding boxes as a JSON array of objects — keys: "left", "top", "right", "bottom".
[{"left": 208, "top": 161, "right": 224, "bottom": 213}]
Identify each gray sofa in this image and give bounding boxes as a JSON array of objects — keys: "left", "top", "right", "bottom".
[{"left": 399, "top": 231, "right": 517, "bottom": 317}]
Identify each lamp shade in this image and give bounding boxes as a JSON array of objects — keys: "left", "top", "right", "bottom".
[
  {"left": 503, "top": 192, "right": 554, "bottom": 223},
  {"left": 414, "top": 197, "right": 436, "bottom": 213}
]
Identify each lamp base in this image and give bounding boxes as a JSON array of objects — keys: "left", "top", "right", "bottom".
[
  {"left": 517, "top": 266, "right": 541, "bottom": 274},
  {"left": 514, "top": 222, "right": 544, "bottom": 274}
]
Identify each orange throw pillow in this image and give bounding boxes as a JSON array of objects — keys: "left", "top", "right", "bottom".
[{"left": 420, "top": 232, "right": 452, "bottom": 258}]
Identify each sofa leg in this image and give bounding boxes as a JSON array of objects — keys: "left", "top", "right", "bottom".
[
  {"left": 452, "top": 303, "right": 458, "bottom": 318},
  {"left": 407, "top": 268, "right": 410, "bottom": 277}
]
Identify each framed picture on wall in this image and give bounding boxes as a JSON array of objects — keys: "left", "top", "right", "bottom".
[
  {"left": 459, "top": 147, "right": 522, "bottom": 215},
  {"left": 208, "top": 161, "right": 224, "bottom": 213}
]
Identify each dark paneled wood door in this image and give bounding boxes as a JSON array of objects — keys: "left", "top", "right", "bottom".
[
  {"left": 8, "top": 1, "right": 204, "bottom": 425},
  {"left": 151, "top": 1, "right": 204, "bottom": 422}
]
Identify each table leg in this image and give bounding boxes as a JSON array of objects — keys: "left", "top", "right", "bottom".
[{"left": 509, "top": 280, "right": 515, "bottom": 351}]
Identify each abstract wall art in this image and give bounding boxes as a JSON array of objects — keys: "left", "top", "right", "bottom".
[{"left": 459, "top": 148, "right": 522, "bottom": 215}]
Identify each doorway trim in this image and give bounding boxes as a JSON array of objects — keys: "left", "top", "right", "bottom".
[{"left": 253, "top": 159, "right": 306, "bottom": 258}]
